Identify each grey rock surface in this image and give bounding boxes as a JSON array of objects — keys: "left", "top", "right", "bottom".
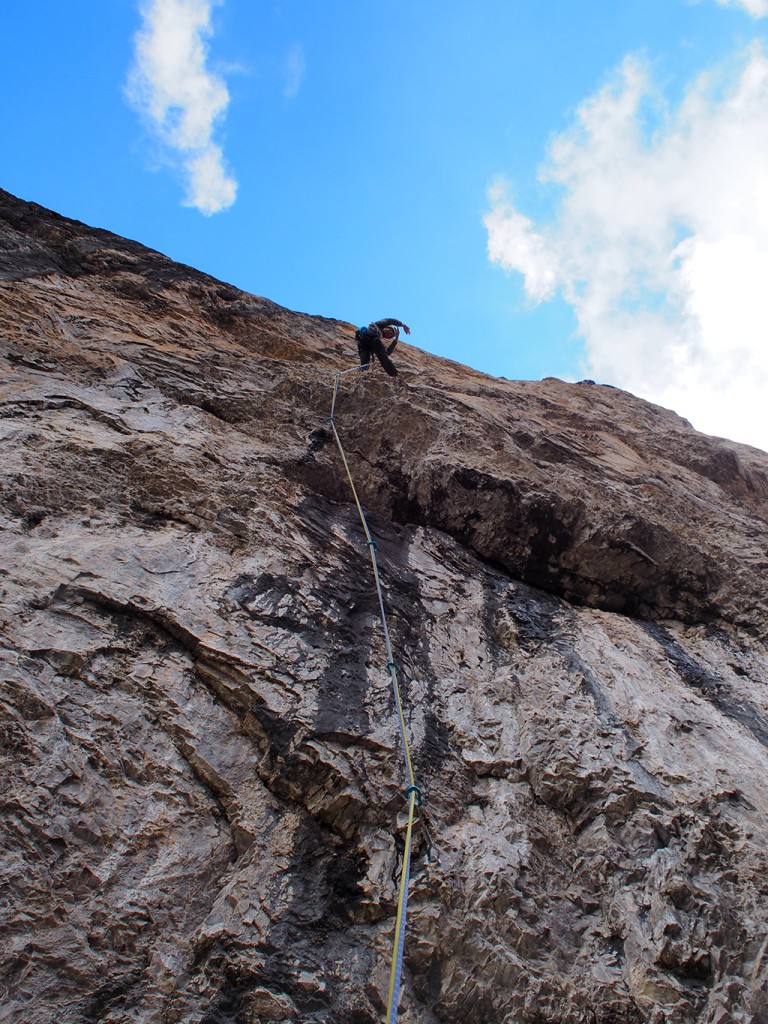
[{"left": 1, "top": 189, "right": 767, "bottom": 1023}]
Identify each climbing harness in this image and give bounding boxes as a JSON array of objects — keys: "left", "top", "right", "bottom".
[{"left": 328, "top": 367, "right": 425, "bottom": 1024}]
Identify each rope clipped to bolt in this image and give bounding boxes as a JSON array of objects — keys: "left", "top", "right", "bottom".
[{"left": 328, "top": 367, "right": 427, "bottom": 1024}]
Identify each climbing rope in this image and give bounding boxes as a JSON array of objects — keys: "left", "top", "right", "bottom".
[{"left": 328, "top": 368, "right": 424, "bottom": 1024}]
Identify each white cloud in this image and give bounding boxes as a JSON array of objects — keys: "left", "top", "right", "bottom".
[
  {"left": 714, "top": 0, "right": 768, "bottom": 17},
  {"left": 486, "top": 182, "right": 559, "bottom": 302},
  {"left": 485, "top": 46, "right": 768, "bottom": 452},
  {"left": 127, "top": 0, "right": 237, "bottom": 215},
  {"left": 283, "top": 44, "right": 306, "bottom": 100}
]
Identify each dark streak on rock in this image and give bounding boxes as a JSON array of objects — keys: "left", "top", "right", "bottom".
[{"left": 644, "top": 622, "right": 768, "bottom": 748}]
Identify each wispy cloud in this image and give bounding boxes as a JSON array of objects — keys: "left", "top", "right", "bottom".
[
  {"left": 714, "top": 0, "right": 768, "bottom": 17},
  {"left": 127, "top": 0, "right": 237, "bottom": 215},
  {"left": 486, "top": 46, "right": 768, "bottom": 452},
  {"left": 283, "top": 43, "right": 306, "bottom": 100}
]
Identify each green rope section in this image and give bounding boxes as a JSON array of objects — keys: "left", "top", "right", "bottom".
[{"left": 328, "top": 369, "right": 424, "bottom": 1024}]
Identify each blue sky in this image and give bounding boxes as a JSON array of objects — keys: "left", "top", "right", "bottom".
[{"left": 2, "top": 1, "right": 768, "bottom": 451}]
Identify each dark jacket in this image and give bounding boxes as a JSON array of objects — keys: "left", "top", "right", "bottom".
[{"left": 355, "top": 318, "right": 407, "bottom": 377}]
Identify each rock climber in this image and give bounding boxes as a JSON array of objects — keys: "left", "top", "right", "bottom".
[{"left": 355, "top": 318, "right": 411, "bottom": 377}]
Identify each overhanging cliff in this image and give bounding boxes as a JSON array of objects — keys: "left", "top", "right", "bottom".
[{"left": 1, "top": 189, "right": 767, "bottom": 1024}]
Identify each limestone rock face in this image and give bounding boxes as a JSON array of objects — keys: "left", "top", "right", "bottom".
[{"left": 1, "top": 188, "right": 768, "bottom": 1024}]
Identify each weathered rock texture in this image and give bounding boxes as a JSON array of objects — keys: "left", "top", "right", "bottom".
[{"left": 1, "top": 188, "right": 768, "bottom": 1024}]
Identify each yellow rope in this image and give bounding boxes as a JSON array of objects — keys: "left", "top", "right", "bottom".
[
  {"left": 328, "top": 370, "right": 422, "bottom": 1023},
  {"left": 385, "top": 788, "right": 418, "bottom": 1023}
]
